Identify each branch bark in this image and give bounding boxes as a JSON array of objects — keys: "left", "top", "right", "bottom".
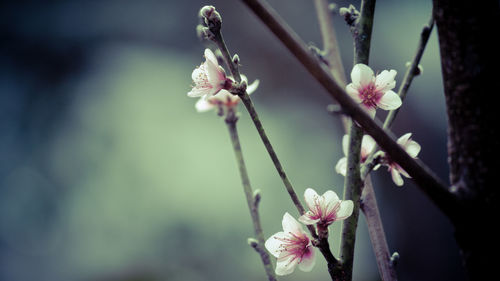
[{"left": 433, "top": 0, "right": 499, "bottom": 279}]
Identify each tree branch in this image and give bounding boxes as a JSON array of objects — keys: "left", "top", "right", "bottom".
[
  {"left": 240, "top": 0, "right": 459, "bottom": 221},
  {"left": 225, "top": 111, "right": 276, "bottom": 281}
]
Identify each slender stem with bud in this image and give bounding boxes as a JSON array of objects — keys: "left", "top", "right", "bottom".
[{"left": 225, "top": 109, "right": 276, "bottom": 281}]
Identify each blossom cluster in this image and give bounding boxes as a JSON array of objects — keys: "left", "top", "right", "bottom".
[
  {"left": 265, "top": 188, "right": 353, "bottom": 275},
  {"left": 187, "top": 48, "right": 259, "bottom": 114}
]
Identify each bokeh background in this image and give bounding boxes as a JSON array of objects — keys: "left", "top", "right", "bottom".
[{"left": 0, "top": 0, "right": 464, "bottom": 280}]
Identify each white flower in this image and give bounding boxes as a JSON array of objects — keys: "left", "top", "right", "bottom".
[
  {"left": 298, "top": 188, "right": 353, "bottom": 227},
  {"left": 335, "top": 134, "right": 377, "bottom": 176},
  {"left": 265, "top": 212, "right": 316, "bottom": 276},
  {"left": 384, "top": 133, "right": 421, "bottom": 186},
  {"left": 187, "top": 48, "right": 229, "bottom": 98},
  {"left": 195, "top": 75, "right": 259, "bottom": 112},
  {"left": 346, "top": 63, "right": 402, "bottom": 118}
]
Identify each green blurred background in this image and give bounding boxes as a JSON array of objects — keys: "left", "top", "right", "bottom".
[{"left": 0, "top": 0, "right": 463, "bottom": 280}]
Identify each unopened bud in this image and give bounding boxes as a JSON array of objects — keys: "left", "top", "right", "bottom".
[
  {"left": 253, "top": 189, "right": 261, "bottom": 206},
  {"left": 196, "top": 25, "right": 215, "bottom": 41},
  {"left": 390, "top": 252, "right": 400, "bottom": 267},
  {"left": 407, "top": 62, "right": 424, "bottom": 76},
  {"left": 247, "top": 238, "right": 259, "bottom": 248},
  {"left": 199, "top": 5, "right": 222, "bottom": 31},
  {"left": 339, "top": 4, "right": 359, "bottom": 26},
  {"left": 232, "top": 54, "right": 240, "bottom": 65}
]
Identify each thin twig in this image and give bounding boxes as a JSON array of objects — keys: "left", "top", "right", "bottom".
[
  {"left": 240, "top": 0, "right": 459, "bottom": 221},
  {"left": 360, "top": 177, "right": 398, "bottom": 281},
  {"left": 225, "top": 110, "right": 276, "bottom": 281}
]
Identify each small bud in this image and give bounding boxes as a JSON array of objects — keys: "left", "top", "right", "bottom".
[
  {"left": 327, "top": 104, "right": 345, "bottom": 115},
  {"left": 339, "top": 4, "right": 359, "bottom": 26},
  {"left": 199, "top": 5, "right": 222, "bottom": 31},
  {"left": 232, "top": 54, "right": 240, "bottom": 65},
  {"left": 196, "top": 25, "right": 215, "bottom": 41},
  {"left": 405, "top": 62, "right": 424, "bottom": 75},
  {"left": 247, "top": 238, "right": 259, "bottom": 248},
  {"left": 253, "top": 189, "right": 261, "bottom": 206},
  {"left": 390, "top": 252, "right": 400, "bottom": 267}
]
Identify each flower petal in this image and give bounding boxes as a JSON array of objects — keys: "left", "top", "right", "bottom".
[
  {"left": 377, "top": 90, "right": 402, "bottom": 110},
  {"left": 391, "top": 168, "right": 404, "bottom": 186},
  {"left": 276, "top": 255, "right": 299, "bottom": 276},
  {"left": 298, "top": 213, "right": 320, "bottom": 225},
  {"left": 204, "top": 48, "right": 219, "bottom": 66},
  {"left": 298, "top": 246, "right": 316, "bottom": 272},
  {"left": 361, "top": 134, "right": 376, "bottom": 156},
  {"left": 322, "top": 190, "right": 340, "bottom": 204},
  {"left": 303, "top": 188, "right": 319, "bottom": 211},
  {"left": 405, "top": 140, "right": 421, "bottom": 158},
  {"left": 187, "top": 87, "right": 210, "bottom": 97},
  {"left": 246, "top": 79, "right": 260, "bottom": 95},
  {"left": 335, "top": 157, "right": 347, "bottom": 176},
  {"left": 336, "top": 200, "right": 354, "bottom": 220},
  {"left": 346, "top": 84, "right": 362, "bottom": 103},
  {"left": 375, "top": 69, "right": 397, "bottom": 92},
  {"left": 342, "top": 134, "right": 349, "bottom": 156},
  {"left": 351, "top": 63, "right": 374, "bottom": 87},
  {"left": 195, "top": 97, "right": 214, "bottom": 112},
  {"left": 282, "top": 212, "right": 303, "bottom": 234},
  {"left": 265, "top": 231, "right": 287, "bottom": 258},
  {"left": 397, "top": 133, "right": 412, "bottom": 146}
]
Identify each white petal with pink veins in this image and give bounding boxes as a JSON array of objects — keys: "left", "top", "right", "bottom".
[
  {"left": 264, "top": 231, "right": 287, "bottom": 258},
  {"left": 297, "top": 247, "right": 316, "bottom": 272},
  {"left": 276, "top": 254, "right": 300, "bottom": 276}
]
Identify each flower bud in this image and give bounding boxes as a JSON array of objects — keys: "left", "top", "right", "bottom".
[
  {"left": 196, "top": 25, "right": 215, "bottom": 41},
  {"left": 199, "top": 5, "right": 222, "bottom": 31}
]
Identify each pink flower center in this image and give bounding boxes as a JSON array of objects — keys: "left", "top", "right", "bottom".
[
  {"left": 309, "top": 195, "right": 341, "bottom": 226},
  {"left": 359, "top": 84, "right": 382, "bottom": 109},
  {"left": 275, "top": 232, "right": 311, "bottom": 264}
]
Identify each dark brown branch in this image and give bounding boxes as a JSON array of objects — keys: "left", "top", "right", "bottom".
[{"left": 240, "top": 0, "right": 459, "bottom": 221}]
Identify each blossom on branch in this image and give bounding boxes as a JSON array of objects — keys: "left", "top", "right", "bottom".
[
  {"left": 383, "top": 133, "right": 421, "bottom": 186},
  {"left": 265, "top": 212, "right": 316, "bottom": 276},
  {"left": 195, "top": 75, "right": 259, "bottom": 112},
  {"left": 336, "top": 134, "right": 377, "bottom": 176},
  {"left": 298, "top": 188, "right": 353, "bottom": 227},
  {"left": 346, "top": 63, "right": 402, "bottom": 118},
  {"left": 187, "top": 48, "right": 230, "bottom": 98}
]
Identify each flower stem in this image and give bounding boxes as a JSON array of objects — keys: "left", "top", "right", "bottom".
[{"left": 225, "top": 110, "right": 276, "bottom": 281}]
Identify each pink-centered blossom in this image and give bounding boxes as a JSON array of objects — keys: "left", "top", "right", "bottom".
[
  {"left": 335, "top": 134, "right": 377, "bottom": 176},
  {"left": 187, "top": 48, "right": 229, "bottom": 98},
  {"left": 346, "top": 63, "right": 402, "bottom": 118},
  {"left": 265, "top": 212, "right": 316, "bottom": 276},
  {"left": 298, "top": 188, "right": 353, "bottom": 227},
  {"left": 195, "top": 75, "right": 259, "bottom": 112},
  {"left": 384, "top": 133, "right": 421, "bottom": 186}
]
